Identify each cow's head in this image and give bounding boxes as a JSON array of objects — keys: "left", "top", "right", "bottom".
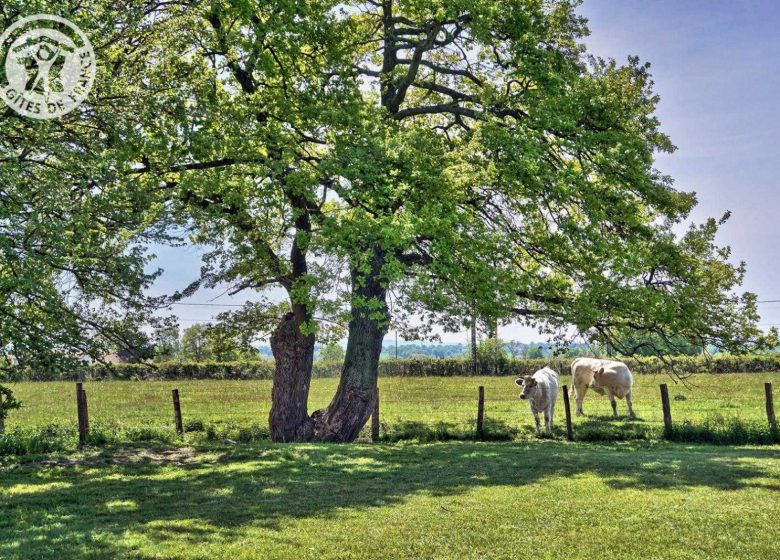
[
  {"left": 593, "top": 367, "right": 605, "bottom": 383},
  {"left": 515, "top": 376, "right": 537, "bottom": 400}
]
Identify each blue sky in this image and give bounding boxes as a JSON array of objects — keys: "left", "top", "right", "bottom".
[
  {"left": 149, "top": 0, "right": 780, "bottom": 343},
  {"left": 582, "top": 0, "right": 780, "bottom": 333}
]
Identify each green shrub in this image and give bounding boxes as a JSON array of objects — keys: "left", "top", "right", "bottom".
[
  {"left": 184, "top": 420, "right": 205, "bottom": 432},
  {"left": 0, "top": 385, "right": 22, "bottom": 429},
  {"left": 0, "top": 425, "right": 73, "bottom": 456},
  {"left": 379, "top": 418, "right": 516, "bottom": 443},
  {"left": 235, "top": 424, "right": 270, "bottom": 443},
  {"left": 667, "top": 416, "right": 780, "bottom": 445},
  {"left": 0, "top": 422, "right": 184, "bottom": 457}
]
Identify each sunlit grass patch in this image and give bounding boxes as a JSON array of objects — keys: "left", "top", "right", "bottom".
[{"left": 1, "top": 481, "right": 73, "bottom": 496}]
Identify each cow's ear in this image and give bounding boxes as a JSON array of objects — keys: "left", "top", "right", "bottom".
[
  {"left": 597, "top": 368, "right": 605, "bottom": 376},
  {"left": 515, "top": 378, "right": 524, "bottom": 387}
]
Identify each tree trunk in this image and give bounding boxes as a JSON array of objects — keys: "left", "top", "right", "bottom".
[
  {"left": 268, "top": 250, "right": 388, "bottom": 443},
  {"left": 269, "top": 311, "right": 315, "bottom": 442},
  {"left": 310, "top": 251, "right": 387, "bottom": 442},
  {"left": 470, "top": 310, "right": 478, "bottom": 375}
]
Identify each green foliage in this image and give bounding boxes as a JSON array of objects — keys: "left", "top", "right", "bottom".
[
  {"left": 318, "top": 343, "right": 345, "bottom": 362},
  {"left": 610, "top": 333, "right": 705, "bottom": 356},
  {"left": 180, "top": 325, "right": 210, "bottom": 362},
  {"left": 177, "top": 323, "right": 259, "bottom": 363},
  {"left": 0, "top": 423, "right": 181, "bottom": 456},
  {"left": 152, "top": 325, "right": 181, "bottom": 362},
  {"left": 90, "top": 361, "right": 277, "bottom": 381},
  {"left": 667, "top": 417, "right": 780, "bottom": 446},
  {"left": 524, "top": 345, "right": 545, "bottom": 360},
  {"left": 380, "top": 342, "right": 471, "bottom": 359},
  {"left": 0, "top": 3, "right": 169, "bottom": 372},
  {"left": 0, "top": 425, "right": 71, "bottom": 456},
  {"left": 572, "top": 420, "right": 656, "bottom": 442},
  {"left": 382, "top": 418, "right": 515, "bottom": 443},
  {"left": 0, "top": 385, "right": 21, "bottom": 426},
  {"left": 379, "top": 354, "right": 780, "bottom": 377}
]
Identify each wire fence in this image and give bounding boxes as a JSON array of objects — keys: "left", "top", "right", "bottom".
[{"left": 4, "top": 375, "right": 779, "bottom": 444}]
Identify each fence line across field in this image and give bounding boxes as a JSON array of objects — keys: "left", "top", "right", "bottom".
[
  {"left": 476, "top": 381, "right": 778, "bottom": 442},
  {"left": 66, "top": 379, "right": 778, "bottom": 443}
]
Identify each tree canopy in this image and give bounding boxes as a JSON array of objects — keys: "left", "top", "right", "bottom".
[{"left": 0, "top": 3, "right": 170, "bottom": 373}]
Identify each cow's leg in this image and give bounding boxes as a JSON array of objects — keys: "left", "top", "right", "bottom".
[
  {"left": 626, "top": 389, "right": 636, "bottom": 419},
  {"left": 549, "top": 402, "right": 555, "bottom": 431},
  {"left": 533, "top": 412, "right": 541, "bottom": 434},
  {"left": 544, "top": 408, "right": 552, "bottom": 436},
  {"left": 608, "top": 390, "right": 618, "bottom": 418},
  {"left": 575, "top": 384, "right": 588, "bottom": 416}
]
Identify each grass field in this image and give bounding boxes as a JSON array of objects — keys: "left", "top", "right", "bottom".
[
  {"left": 1, "top": 440, "right": 779, "bottom": 559},
  {"left": 2, "top": 375, "right": 779, "bottom": 559},
  {"left": 4, "top": 372, "right": 780, "bottom": 444}
]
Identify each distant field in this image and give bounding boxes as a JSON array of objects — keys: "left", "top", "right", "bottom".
[{"left": 6, "top": 373, "right": 779, "bottom": 441}]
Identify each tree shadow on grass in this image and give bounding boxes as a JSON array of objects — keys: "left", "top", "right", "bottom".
[
  {"left": 1, "top": 441, "right": 779, "bottom": 558},
  {"left": 382, "top": 418, "right": 518, "bottom": 442},
  {"left": 573, "top": 417, "right": 660, "bottom": 442}
]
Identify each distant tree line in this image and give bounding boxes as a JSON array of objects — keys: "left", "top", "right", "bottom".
[
  {"left": 150, "top": 324, "right": 259, "bottom": 363},
  {"left": 113, "top": 324, "right": 772, "bottom": 366}
]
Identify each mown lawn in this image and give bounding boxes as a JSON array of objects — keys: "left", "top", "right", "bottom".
[
  {"left": 5, "top": 373, "right": 779, "bottom": 442},
  {"left": 1, "top": 440, "right": 779, "bottom": 559}
]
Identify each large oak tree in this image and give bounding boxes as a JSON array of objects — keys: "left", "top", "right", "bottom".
[{"left": 2, "top": 0, "right": 771, "bottom": 440}]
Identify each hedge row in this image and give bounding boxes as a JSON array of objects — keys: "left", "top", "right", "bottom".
[
  {"left": 3, "top": 354, "right": 780, "bottom": 381},
  {"left": 380, "top": 354, "right": 780, "bottom": 377}
]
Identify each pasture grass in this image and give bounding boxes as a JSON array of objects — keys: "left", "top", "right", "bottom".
[
  {"left": 1, "top": 440, "right": 779, "bottom": 559},
  {"left": 3, "top": 373, "right": 779, "bottom": 452}
]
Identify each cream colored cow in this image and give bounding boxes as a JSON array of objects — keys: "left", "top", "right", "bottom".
[
  {"left": 570, "top": 358, "right": 635, "bottom": 419},
  {"left": 516, "top": 366, "right": 559, "bottom": 435}
]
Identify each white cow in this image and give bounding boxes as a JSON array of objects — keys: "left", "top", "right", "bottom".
[
  {"left": 570, "top": 357, "right": 635, "bottom": 419},
  {"left": 515, "top": 367, "right": 559, "bottom": 435}
]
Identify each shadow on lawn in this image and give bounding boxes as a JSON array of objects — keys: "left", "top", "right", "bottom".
[{"left": 1, "top": 441, "right": 779, "bottom": 558}]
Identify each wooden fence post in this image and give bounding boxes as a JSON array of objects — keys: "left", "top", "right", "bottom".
[
  {"left": 562, "top": 385, "right": 574, "bottom": 441},
  {"left": 765, "top": 383, "right": 777, "bottom": 433},
  {"left": 172, "top": 389, "right": 183, "bottom": 434},
  {"left": 83, "top": 390, "right": 89, "bottom": 435},
  {"left": 476, "top": 386, "right": 485, "bottom": 440},
  {"left": 371, "top": 388, "right": 380, "bottom": 442},
  {"left": 76, "top": 383, "right": 87, "bottom": 445},
  {"left": 660, "top": 384, "right": 672, "bottom": 436}
]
